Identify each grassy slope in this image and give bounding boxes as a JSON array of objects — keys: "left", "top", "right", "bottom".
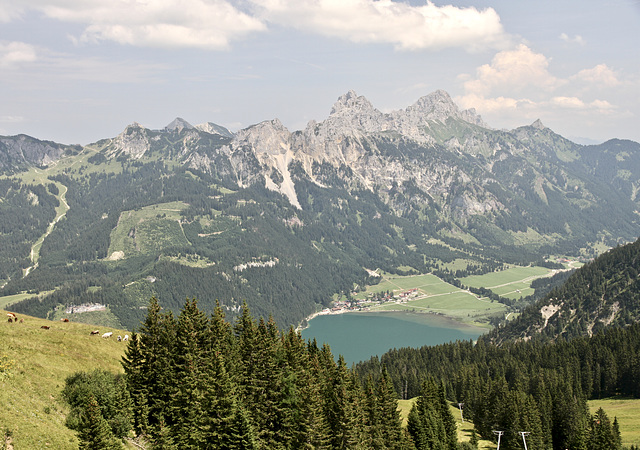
[
  {"left": 0, "top": 309, "right": 128, "bottom": 449},
  {"left": 589, "top": 398, "right": 640, "bottom": 446},
  {"left": 398, "top": 398, "right": 640, "bottom": 448}
]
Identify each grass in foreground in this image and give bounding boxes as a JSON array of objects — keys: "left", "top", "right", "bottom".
[{"left": 0, "top": 310, "right": 128, "bottom": 449}]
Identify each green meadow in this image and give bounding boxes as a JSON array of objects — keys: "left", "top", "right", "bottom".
[
  {"left": 0, "top": 310, "right": 128, "bottom": 449},
  {"left": 357, "top": 272, "right": 505, "bottom": 327},
  {"left": 106, "top": 201, "right": 191, "bottom": 259},
  {"left": 589, "top": 398, "right": 640, "bottom": 446},
  {"left": 460, "top": 265, "right": 555, "bottom": 300},
  {"left": 398, "top": 398, "right": 640, "bottom": 448}
]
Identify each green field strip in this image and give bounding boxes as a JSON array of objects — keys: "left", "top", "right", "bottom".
[{"left": 461, "top": 266, "right": 552, "bottom": 289}]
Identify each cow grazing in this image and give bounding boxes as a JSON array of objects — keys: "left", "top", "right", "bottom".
[
  {"left": 117, "top": 335, "right": 122, "bottom": 342},
  {"left": 7, "top": 313, "right": 16, "bottom": 322},
  {"left": 123, "top": 334, "right": 129, "bottom": 341},
  {"left": 102, "top": 332, "right": 113, "bottom": 338},
  {"left": 41, "top": 325, "right": 51, "bottom": 330},
  {"left": 60, "top": 318, "right": 70, "bottom": 322},
  {"left": 19, "top": 318, "right": 23, "bottom": 323},
  {"left": 7, "top": 318, "right": 12, "bottom": 323},
  {"left": 90, "top": 330, "right": 100, "bottom": 335}
]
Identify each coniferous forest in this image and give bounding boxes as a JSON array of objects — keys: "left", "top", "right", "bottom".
[{"left": 60, "top": 295, "right": 636, "bottom": 450}]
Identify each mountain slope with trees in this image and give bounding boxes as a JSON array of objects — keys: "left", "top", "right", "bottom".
[
  {"left": 1, "top": 91, "right": 640, "bottom": 330},
  {"left": 486, "top": 238, "right": 640, "bottom": 344}
]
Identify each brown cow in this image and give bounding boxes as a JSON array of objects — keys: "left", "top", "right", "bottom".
[
  {"left": 7, "top": 318, "right": 12, "bottom": 323},
  {"left": 41, "top": 325, "right": 51, "bottom": 330},
  {"left": 60, "top": 318, "right": 70, "bottom": 322},
  {"left": 90, "top": 330, "right": 100, "bottom": 335}
]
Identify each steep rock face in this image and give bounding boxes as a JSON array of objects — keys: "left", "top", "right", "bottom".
[
  {"left": 228, "top": 119, "right": 301, "bottom": 207},
  {"left": 0, "top": 135, "right": 74, "bottom": 170},
  {"left": 106, "top": 123, "right": 152, "bottom": 159}
]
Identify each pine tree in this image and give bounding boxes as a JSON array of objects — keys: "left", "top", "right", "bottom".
[
  {"left": 588, "top": 408, "right": 621, "bottom": 450},
  {"left": 121, "top": 332, "right": 149, "bottom": 436},
  {"left": 77, "top": 394, "right": 122, "bottom": 450},
  {"left": 137, "top": 297, "right": 176, "bottom": 433},
  {"left": 376, "top": 366, "right": 407, "bottom": 449}
]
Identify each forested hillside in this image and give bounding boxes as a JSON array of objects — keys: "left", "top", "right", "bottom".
[
  {"left": 2, "top": 91, "right": 640, "bottom": 331},
  {"left": 486, "top": 238, "right": 640, "bottom": 343},
  {"left": 356, "top": 320, "right": 640, "bottom": 449},
  {"left": 67, "top": 298, "right": 456, "bottom": 449}
]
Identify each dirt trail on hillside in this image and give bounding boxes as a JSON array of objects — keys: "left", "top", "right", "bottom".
[{"left": 24, "top": 183, "right": 69, "bottom": 277}]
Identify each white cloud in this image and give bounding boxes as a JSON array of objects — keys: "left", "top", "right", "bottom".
[
  {"left": 250, "top": 0, "right": 510, "bottom": 51},
  {"left": 0, "top": 41, "right": 38, "bottom": 66},
  {"left": 2, "top": 0, "right": 509, "bottom": 52},
  {"left": 462, "top": 44, "right": 562, "bottom": 97},
  {"left": 0, "top": 2, "right": 25, "bottom": 22},
  {"left": 559, "top": 33, "right": 585, "bottom": 45},
  {"left": 572, "top": 64, "right": 620, "bottom": 87},
  {"left": 7, "top": 0, "right": 267, "bottom": 50},
  {"left": 0, "top": 115, "right": 25, "bottom": 123},
  {"left": 454, "top": 45, "right": 630, "bottom": 135}
]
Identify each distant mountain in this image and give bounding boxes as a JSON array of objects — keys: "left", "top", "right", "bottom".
[
  {"left": 1, "top": 90, "right": 639, "bottom": 329},
  {"left": 0, "top": 134, "right": 80, "bottom": 172}
]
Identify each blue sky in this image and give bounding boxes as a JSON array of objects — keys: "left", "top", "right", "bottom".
[{"left": 1, "top": 0, "right": 639, "bottom": 145}]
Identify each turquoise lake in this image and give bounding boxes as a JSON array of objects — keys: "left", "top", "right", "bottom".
[{"left": 301, "top": 312, "right": 484, "bottom": 366}]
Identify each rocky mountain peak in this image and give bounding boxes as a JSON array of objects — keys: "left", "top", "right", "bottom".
[
  {"left": 111, "top": 122, "right": 151, "bottom": 159},
  {"left": 164, "top": 117, "right": 194, "bottom": 133},
  {"left": 408, "top": 90, "right": 462, "bottom": 122},
  {"left": 234, "top": 119, "right": 291, "bottom": 156},
  {"left": 330, "top": 90, "right": 375, "bottom": 115},
  {"left": 531, "top": 119, "right": 546, "bottom": 130},
  {"left": 195, "top": 122, "right": 234, "bottom": 138}
]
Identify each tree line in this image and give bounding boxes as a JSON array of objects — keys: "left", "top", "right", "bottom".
[
  {"left": 64, "top": 298, "right": 464, "bottom": 449},
  {"left": 356, "top": 321, "right": 640, "bottom": 449}
]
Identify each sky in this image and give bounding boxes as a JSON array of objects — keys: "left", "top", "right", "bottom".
[{"left": 1, "top": 0, "right": 639, "bottom": 145}]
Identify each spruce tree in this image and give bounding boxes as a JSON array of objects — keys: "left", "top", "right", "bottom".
[
  {"left": 121, "top": 332, "right": 149, "bottom": 436},
  {"left": 137, "top": 297, "right": 176, "bottom": 433},
  {"left": 376, "top": 366, "right": 407, "bottom": 449},
  {"left": 589, "top": 408, "right": 621, "bottom": 450},
  {"left": 77, "top": 394, "right": 122, "bottom": 450}
]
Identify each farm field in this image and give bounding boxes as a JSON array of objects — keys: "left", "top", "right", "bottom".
[
  {"left": 360, "top": 272, "right": 507, "bottom": 327},
  {"left": 0, "top": 290, "right": 55, "bottom": 310},
  {"left": 460, "top": 266, "right": 556, "bottom": 300}
]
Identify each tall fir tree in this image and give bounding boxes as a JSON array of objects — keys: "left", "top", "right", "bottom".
[
  {"left": 77, "top": 394, "right": 122, "bottom": 450},
  {"left": 121, "top": 332, "right": 149, "bottom": 436}
]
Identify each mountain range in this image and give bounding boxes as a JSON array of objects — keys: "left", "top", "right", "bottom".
[{"left": 1, "top": 90, "right": 639, "bottom": 330}]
